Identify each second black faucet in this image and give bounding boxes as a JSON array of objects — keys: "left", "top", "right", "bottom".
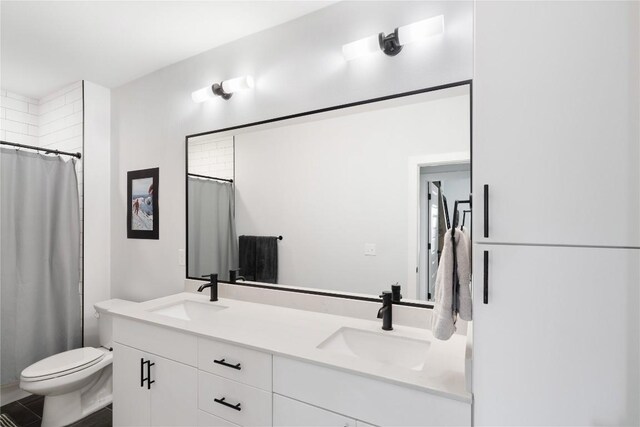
[{"left": 198, "top": 273, "right": 218, "bottom": 301}]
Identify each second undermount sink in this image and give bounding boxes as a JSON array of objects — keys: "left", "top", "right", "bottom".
[
  {"left": 317, "top": 327, "right": 431, "bottom": 371},
  {"left": 149, "top": 300, "right": 227, "bottom": 321}
]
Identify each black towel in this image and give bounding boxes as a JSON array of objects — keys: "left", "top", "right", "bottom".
[{"left": 238, "top": 235, "right": 278, "bottom": 283}]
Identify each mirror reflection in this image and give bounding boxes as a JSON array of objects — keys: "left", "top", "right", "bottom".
[{"left": 187, "top": 84, "right": 471, "bottom": 302}]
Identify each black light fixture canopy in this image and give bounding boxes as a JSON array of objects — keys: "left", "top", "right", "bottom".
[
  {"left": 379, "top": 29, "right": 403, "bottom": 56},
  {"left": 212, "top": 83, "right": 233, "bottom": 100}
]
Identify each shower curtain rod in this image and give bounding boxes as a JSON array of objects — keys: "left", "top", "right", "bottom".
[
  {"left": 188, "top": 172, "right": 233, "bottom": 183},
  {"left": 1, "top": 140, "right": 82, "bottom": 159}
]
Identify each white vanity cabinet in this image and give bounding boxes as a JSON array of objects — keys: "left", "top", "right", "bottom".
[
  {"left": 112, "top": 343, "right": 198, "bottom": 426},
  {"left": 473, "top": 1, "right": 639, "bottom": 248},
  {"left": 112, "top": 314, "right": 470, "bottom": 427},
  {"left": 112, "top": 319, "right": 199, "bottom": 427}
]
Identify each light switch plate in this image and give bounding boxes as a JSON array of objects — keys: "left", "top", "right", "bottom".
[
  {"left": 178, "top": 249, "right": 186, "bottom": 266},
  {"left": 364, "top": 243, "right": 376, "bottom": 256}
]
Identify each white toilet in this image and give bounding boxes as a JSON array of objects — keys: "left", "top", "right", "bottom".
[{"left": 19, "top": 299, "right": 134, "bottom": 427}]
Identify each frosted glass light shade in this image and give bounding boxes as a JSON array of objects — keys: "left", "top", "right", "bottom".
[
  {"left": 342, "top": 34, "right": 381, "bottom": 61},
  {"left": 221, "top": 76, "right": 254, "bottom": 93},
  {"left": 397, "top": 15, "right": 444, "bottom": 45},
  {"left": 191, "top": 86, "right": 215, "bottom": 103}
]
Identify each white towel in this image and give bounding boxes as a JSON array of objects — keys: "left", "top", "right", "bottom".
[{"left": 431, "top": 227, "right": 472, "bottom": 340}]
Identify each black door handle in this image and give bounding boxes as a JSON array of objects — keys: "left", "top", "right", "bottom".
[
  {"left": 214, "top": 397, "right": 242, "bottom": 411},
  {"left": 483, "top": 184, "right": 489, "bottom": 238},
  {"left": 483, "top": 250, "right": 489, "bottom": 304},
  {"left": 146, "top": 360, "right": 155, "bottom": 390},
  {"left": 213, "top": 358, "right": 242, "bottom": 370}
]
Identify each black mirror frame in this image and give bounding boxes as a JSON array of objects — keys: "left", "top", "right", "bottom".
[{"left": 185, "top": 79, "right": 473, "bottom": 309}]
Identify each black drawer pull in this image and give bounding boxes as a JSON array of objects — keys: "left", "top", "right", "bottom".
[
  {"left": 214, "top": 358, "right": 242, "bottom": 370},
  {"left": 214, "top": 397, "right": 242, "bottom": 411},
  {"left": 483, "top": 184, "right": 489, "bottom": 238},
  {"left": 483, "top": 250, "right": 489, "bottom": 304}
]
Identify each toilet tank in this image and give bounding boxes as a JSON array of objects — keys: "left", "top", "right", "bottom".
[{"left": 94, "top": 299, "right": 135, "bottom": 349}]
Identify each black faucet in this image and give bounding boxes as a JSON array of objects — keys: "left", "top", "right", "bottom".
[
  {"left": 229, "top": 269, "right": 246, "bottom": 284},
  {"left": 198, "top": 273, "right": 218, "bottom": 301},
  {"left": 377, "top": 291, "right": 393, "bottom": 331}
]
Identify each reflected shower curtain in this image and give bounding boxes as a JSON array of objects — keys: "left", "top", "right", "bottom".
[
  {"left": 188, "top": 177, "right": 238, "bottom": 280},
  {"left": 1, "top": 148, "right": 81, "bottom": 385}
]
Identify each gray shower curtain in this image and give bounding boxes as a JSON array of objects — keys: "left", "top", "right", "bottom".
[
  {"left": 188, "top": 177, "right": 238, "bottom": 280},
  {"left": 1, "top": 148, "right": 81, "bottom": 385}
]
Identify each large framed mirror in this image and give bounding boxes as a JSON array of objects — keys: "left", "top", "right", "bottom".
[{"left": 186, "top": 81, "right": 471, "bottom": 306}]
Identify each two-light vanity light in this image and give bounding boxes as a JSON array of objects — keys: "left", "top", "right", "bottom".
[
  {"left": 191, "top": 75, "right": 254, "bottom": 102},
  {"left": 342, "top": 15, "right": 444, "bottom": 61}
]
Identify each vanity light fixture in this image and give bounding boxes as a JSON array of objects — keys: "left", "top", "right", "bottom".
[
  {"left": 191, "top": 75, "right": 255, "bottom": 102},
  {"left": 342, "top": 15, "right": 444, "bottom": 61}
]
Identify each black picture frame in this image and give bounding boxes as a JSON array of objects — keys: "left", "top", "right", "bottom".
[{"left": 127, "top": 167, "right": 159, "bottom": 239}]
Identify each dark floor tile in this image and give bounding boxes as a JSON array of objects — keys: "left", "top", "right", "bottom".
[
  {"left": 21, "top": 397, "right": 44, "bottom": 418},
  {"left": 17, "top": 395, "right": 43, "bottom": 406},
  {"left": 24, "top": 418, "right": 42, "bottom": 427},
  {"left": 69, "top": 408, "right": 112, "bottom": 427},
  {"left": 0, "top": 402, "right": 40, "bottom": 426}
]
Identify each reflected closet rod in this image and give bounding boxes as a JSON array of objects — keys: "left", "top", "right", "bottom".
[
  {"left": 0, "top": 140, "right": 82, "bottom": 159},
  {"left": 188, "top": 172, "right": 233, "bottom": 183}
]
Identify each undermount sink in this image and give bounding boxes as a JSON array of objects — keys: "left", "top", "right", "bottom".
[
  {"left": 317, "top": 327, "right": 431, "bottom": 371},
  {"left": 149, "top": 300, "right": 227, "bottom": 321}
]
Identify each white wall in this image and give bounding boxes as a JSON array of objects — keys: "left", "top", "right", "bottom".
[
  {"left": 83, "top": 81, "right": 112, "bottom": 346},
  {"left": 233, "top": 90, "right": 469, "bottom": 296},
  {"left": 110, "top": 1, "right": 473, "bottom": 302}
]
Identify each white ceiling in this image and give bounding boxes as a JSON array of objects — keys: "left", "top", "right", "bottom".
[{"left": 1, "top": 1, "right": 334, "bottom": 99}]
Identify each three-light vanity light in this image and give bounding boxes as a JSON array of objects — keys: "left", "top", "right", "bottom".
[
  {"left": 342, "top": 15, "right": 444, "bottom": 61},
  {"left": 191, "top": 75, "right": 254, "bottom": 102}
]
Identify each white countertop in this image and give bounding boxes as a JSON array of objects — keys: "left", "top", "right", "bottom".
[{"left": 109, "top": 292, "right": 471, "bottom": 403}]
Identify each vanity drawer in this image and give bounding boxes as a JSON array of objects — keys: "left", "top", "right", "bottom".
[
  {"left": 273, "top": 356, "right": 471, "bottom": 426},
  {"left": 198, "top": 371, "right": 272, "bottom": 427},
  {"left": 198, "top": 338, "right": 272, "bottom": 391},
  {"left": 197, "top": 410, "right": 240, "bottom": 427}
]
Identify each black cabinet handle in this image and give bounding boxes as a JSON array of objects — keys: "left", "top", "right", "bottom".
[
  {"left": 214, "top": 397, "right": 242, "bottom": 411},
  {"left": 146, "top": 360, "right": 155, "bottom": 390},
  {"left": 140, "top": 359, "right": 155, "bottom": 389},
  {"left": 483, "top": 184, "right": 489, "bottom": 238},
  {"left": 140, "top": 358, "right": 145, "bottom": 388},
  {"left": 214, "top": 358, "right": 242, "bottom": 370},
  {"left": 483, "top": 250, "right": 489, "bottom": 304}
]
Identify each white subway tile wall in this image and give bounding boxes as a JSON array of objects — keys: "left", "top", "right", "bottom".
[
  {"left": 0, "top": 82, "right": 84, "bottom": 311},
  {"left": 187, "top": 136, "right": 234, "bottom": 180}
]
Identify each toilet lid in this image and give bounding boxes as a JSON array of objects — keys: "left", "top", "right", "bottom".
[{"left": 21, "top": 347, "right": 105, "bottom": 381}]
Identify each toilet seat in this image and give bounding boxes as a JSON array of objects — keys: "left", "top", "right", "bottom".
[{"left": 21, "top": 347, "right": 106, "bottom": 382}]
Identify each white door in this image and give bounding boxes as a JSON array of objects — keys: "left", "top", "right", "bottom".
[
  {"left": 472, "top": 244, "right": 640, "bottom": 425},
  {"left": 273, "top": 394, "right": 356, "bottom": 427},
  {"left": 113, "top": 343, "right": 151, "bottom": 427},
  {"left": 427, "top": 183, "right": 440, "bottom": 299},
  {"left": 473, "top": 1, "right": 639, "bottom": 247},
  {"left": 150, "top": 354, "right": 198, "bottom": 426}
]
